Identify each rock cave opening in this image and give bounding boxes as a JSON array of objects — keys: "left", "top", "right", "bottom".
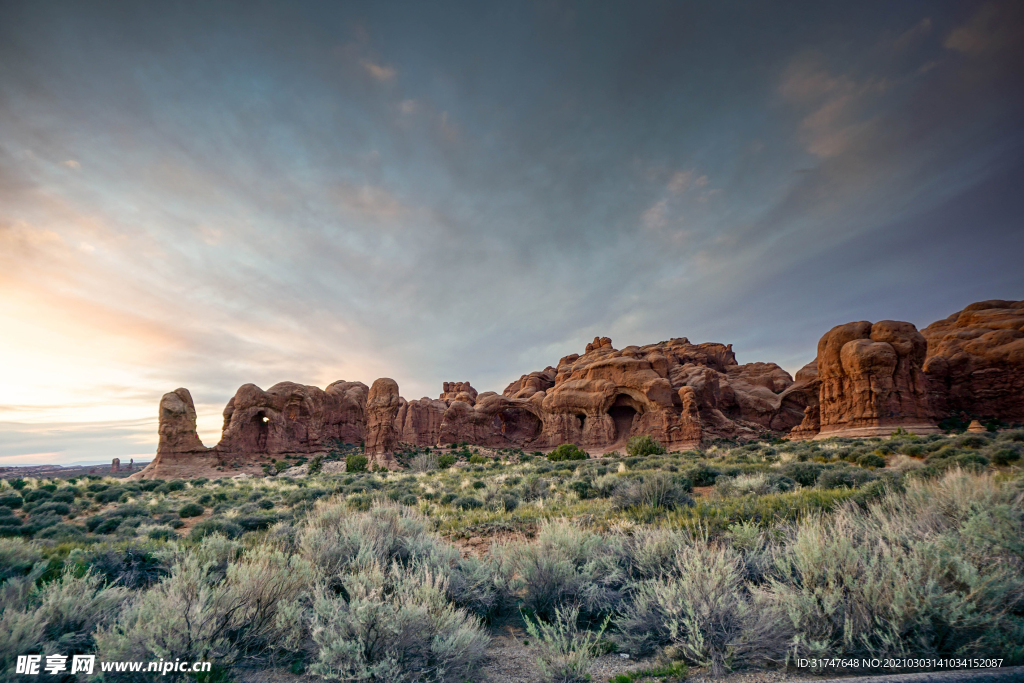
[{"left": 608, "top": 394, "right": 640, "bottom": 442}]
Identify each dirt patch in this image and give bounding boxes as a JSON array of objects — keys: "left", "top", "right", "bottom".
[{"left": 450, "top": 526, "right": 536, "bottom": 557}]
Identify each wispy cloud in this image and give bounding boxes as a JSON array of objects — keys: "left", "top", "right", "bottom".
[{"left": 360, "top": 59, "right": 396, "bottom": 81}]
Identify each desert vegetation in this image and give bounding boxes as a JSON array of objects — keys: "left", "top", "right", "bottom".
[{"left": 1, "top": 429, "right": 1023, "bottom": 681}]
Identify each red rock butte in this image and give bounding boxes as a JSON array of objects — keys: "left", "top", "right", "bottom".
[{"left": 133, "top": 299, "right": 1024, "bottom": 479}]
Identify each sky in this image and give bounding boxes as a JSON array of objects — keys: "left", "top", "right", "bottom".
[{"left": 1, "top": 1, "right": 1023, "bottom": 465}]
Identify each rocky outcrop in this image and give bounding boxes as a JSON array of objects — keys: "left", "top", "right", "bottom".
[
  {"left": 778, "top": 361, "right": 821, "bottom": 439},
  {"left": 158, "top": 388, "right": 208, "bottom": 454},
  {"left": 395, "top": 397, "right": 446, "bottom": 446},
  {"left": 141, "top": 299, "right": 1024, "bottom": 474},
  {"left": 814, "top": 321, "right": 939, "bottom": 438},
  {"left": 110, "top": 458, "right": 120, "bottom": 473},
  {"left": 364, "top": 378, "right": 402, "bottom": 468},
  {"left": 217, "top": 380, "right": 368, "bottom": 457},
  {"left": 134, "top": 382, "right": 368, "bottom": 479},
  {"left": 133, "top": 388, "right": 218, "bottom": 479},
  {"left": 922, "top": 300, "right": 1024, "bottom": 420}
]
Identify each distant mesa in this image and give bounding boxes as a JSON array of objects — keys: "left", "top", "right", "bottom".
[{"left": 132, "top": 300, "right": 1024, "bottom": 479}]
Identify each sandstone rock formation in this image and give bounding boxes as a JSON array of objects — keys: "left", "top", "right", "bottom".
[
  {"left": 922, "top": 300, "right": 1024, "bottom": 420},
  {"left": 110, "top": 458, "right": 120, "bottom": 473},
  {"left": 218, "top": 380, "right": 368, "bottom": 456},
  {"left": 134, "top": 382, "right": 369, "bottom": 479},
  {"left": 782, "top": 361, "right": 821, "bottom": 440},
  {"left": 134, "top": 388, "right": 218, "bottom": 480},
  {"left": 158, "top": 388, "right": 208, "bottom": 454},
  {"left": 364, "top": 378, "right": 402, "bottom": 468},
  {"left": 814, "top": 321, "right": 939, "bottom": 438},
  {"left": 139, "top": 298, "right": 1024, "bottom": 475}
]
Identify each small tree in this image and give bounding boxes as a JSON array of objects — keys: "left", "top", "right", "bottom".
[
  {"left": 346, "top": 453, "right": 368, "bottom": 473},
  {"left": 627, "top": 435, "right": 666, "bottom": 458},
  {"left": 307, "top": 455, "right": 323, "bottom": 475}
]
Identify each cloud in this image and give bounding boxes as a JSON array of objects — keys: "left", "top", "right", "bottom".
[
  {"left": 0, "top": 1, "right": 1020, "bottom": 464},
  {"left": 360, "top": 59, "right": 396, "bottom": 81},
  {"left": 61, "top": 159, "right": 80, "bottom": 169},
  {"left": 332, "top": 183, "right": 410, "bottom": 221},
  {"left": 944, "top": 2, "right": 1024, "bottom": 57},
  {"left": 641, "top": 198, "right": 668, "bottom": 229},
  {"left": 667, "top": 170, "right": 693, "bottom": 194}
]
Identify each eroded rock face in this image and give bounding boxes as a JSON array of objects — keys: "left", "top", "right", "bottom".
[
  {"left": 922, "top": 300, "right": 1024, "bottom": 420},
  {"left": 364, "top": 378, "right": 402, "bottom": 468},
  {"left": 218, "top": 380, "right": 368, "bottom": 456},
  {"left": 815, "top": 321, "right": 938, "bottom": 438}
]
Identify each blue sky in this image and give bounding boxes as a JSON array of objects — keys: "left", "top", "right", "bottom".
[{"left": 1, "top": 1, "right": 1022, "bottom": 464}]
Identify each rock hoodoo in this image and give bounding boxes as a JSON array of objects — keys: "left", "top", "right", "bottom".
[
  {"left": 813, "top": 320, "right": 939, "bottom": 438},
  {"left": 136, "top": 299, "right": 1024, "bottom": 476},
  {"left": 364, "top": 378, "right": 403, "bottom": 469}
]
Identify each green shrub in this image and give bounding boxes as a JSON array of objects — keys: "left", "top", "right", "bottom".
[
  {"left": 857, "top": 453, "right": 886, "bottom": 469},
  {"left": 308, "top": 455, "right": 324, "bottom": 475},
  {"left": 958, "top": 434, "right": 990, "bottom": 449},
  {"left": 23, "top": 489, "right": 52, "bottom": 503},
  {"left": 346, "top": 453, "right": 369, "bottom": 473},
  {"left": 781, "top": 462, "right": 826, "bottom": 487},
  {"left": 309, "top": 564, "right": 488, "bottom": 683},
  {"left": 52, "top": 490, "right": 75, "bottom": 503},
  {"left": 817, "top": 467, "right": 877, "bottom": 489},
  {"left": 189, "top": 518, "right": 243, "bottom": 540},
  {"left": 615, "top": 545, "right": 786, "bottom": 671},
  {"left": 86, "top": 545, "right": 170, "bottom": 590},
  {"left": 548, "top": 444, "right": 589, "bottom": 462},
  {"left": 85, "top": 504, "right": 152, "bottom": 532},
  {"left": 523, "top": 605, "right": 608, "bottom": 683},
  {"left": 683, "top": 463, "right": 720, "bottom": 487},
  {"left": 455, "top": 496, "right": 483, "bottom": 510},
  {"left": 612, "top": 474, "right": 693, "bottom": 511},
  {"left": 179, "top": 503, "right": 205, "bottom": 518},
  {"left": 95, "top": 547, "right": 313, "bottom": 672},
  {"left": 274, "top": 460, "right": 289, "bottom": 473},
  {"left": 627, "top": 435, "right": 666, "bottom": 458},
  {"left": 468, "top": 454, "right": 488, "bottom": 464},
  {"left": 166, "top": 479, "right": 187, "bottom": 492},
  {"left": 0, "top": 495, "right": 24, "bottom": 509},
  {"left": 440, "top": 493, "right": 457, "bottom": 505},
  {"left": 437, "top": 454, "right": 457, "bottom": 469},
  {"left": 990, "top": 448, "right": 1021, "bottom": 466},
  {"left": 30, "top": 501, "right": 70, "bottom": 516},
  {"left": 499, "top": 519, "right": 625, "bottom": 622},
  {"left": 471, "top": 480, "right": 486, "bottom": 489},
  {"left": 768, "top": 469, "right": 1024, "bottom": 661},
  {"left": 0, "top": 537, "right": 42, "bottom": 581}
]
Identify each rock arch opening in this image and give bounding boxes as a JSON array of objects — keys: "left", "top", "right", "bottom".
[{"left": 251, "top": 411, "right": 270, "bottom": 451}]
